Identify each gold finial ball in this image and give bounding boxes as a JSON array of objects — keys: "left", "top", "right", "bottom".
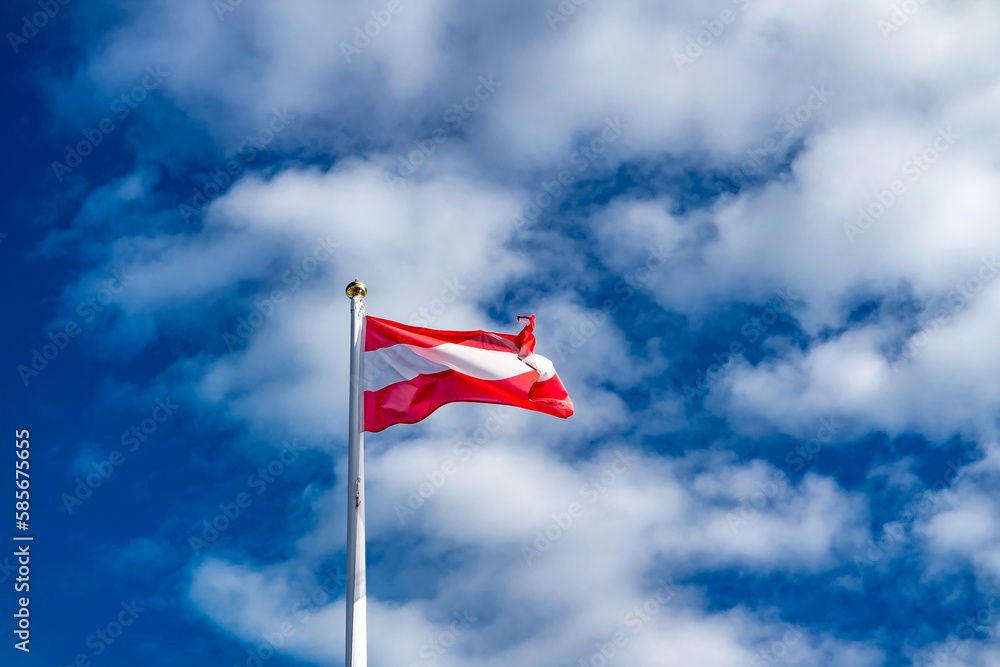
[{"left": 346, "top": 280, "right": 367, "bottom": 299}]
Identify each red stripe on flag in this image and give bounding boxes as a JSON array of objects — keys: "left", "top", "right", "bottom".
[
  {"left": 364, "top": 368, "right": 574, "bottom": 433},
  {"left": 365, "top": 316, "right": 520, "bottom": 353}
]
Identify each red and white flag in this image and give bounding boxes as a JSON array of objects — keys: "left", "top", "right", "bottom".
[{"left": 362, "top": 315, "right": 574, "bottom": 432}]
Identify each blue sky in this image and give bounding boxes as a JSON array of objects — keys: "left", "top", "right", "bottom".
[{"left": 6, "top": 0, "right": 1000, "bottom": 665}]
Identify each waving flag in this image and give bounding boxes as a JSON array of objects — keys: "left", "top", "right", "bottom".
[
  {"left": 363, "top": 314, "right": 574, "bottom": 432},
  {"left": 341, "top": 281, "right": 573, "bottom": 667}
]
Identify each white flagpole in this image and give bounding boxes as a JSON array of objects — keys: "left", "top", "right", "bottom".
[{"left": 345, "top": 280, "right": 368, "bottom": 667}]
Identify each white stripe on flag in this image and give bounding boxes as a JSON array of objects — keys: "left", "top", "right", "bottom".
[{"left": 364, "top": 342, "right": 533, "bottom": 392}]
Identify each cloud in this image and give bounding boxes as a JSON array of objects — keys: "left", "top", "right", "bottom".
[
  {"left": 187, "top": 440, "right": 877, "bottom": 665},
  {"left": 40, "top": 0, "right": 1000, "bottom": 664}
]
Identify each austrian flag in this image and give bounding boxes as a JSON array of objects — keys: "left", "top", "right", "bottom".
[{"left": 362, "top": 315, "right": 574, "bottom": 432}]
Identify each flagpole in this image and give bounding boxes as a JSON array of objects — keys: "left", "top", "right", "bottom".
[{"left": 345, "top": 280, "right": 368, "bottom": 667}]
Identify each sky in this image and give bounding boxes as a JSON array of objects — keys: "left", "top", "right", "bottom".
[{"left": 4, "top": 0, "right": 1000, "bottom": 665}]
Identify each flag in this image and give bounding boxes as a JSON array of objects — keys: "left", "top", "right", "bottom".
[{"left": 363, "top": 315, "right": 574, "bottom": 432}]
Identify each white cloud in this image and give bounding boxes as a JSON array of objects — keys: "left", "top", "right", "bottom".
[
  {"left": 189, "top": 445, "right": 878, "bottom": 666},
  {"left": 47, "top": 0, "right": 1000, "bottom": 664}
]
